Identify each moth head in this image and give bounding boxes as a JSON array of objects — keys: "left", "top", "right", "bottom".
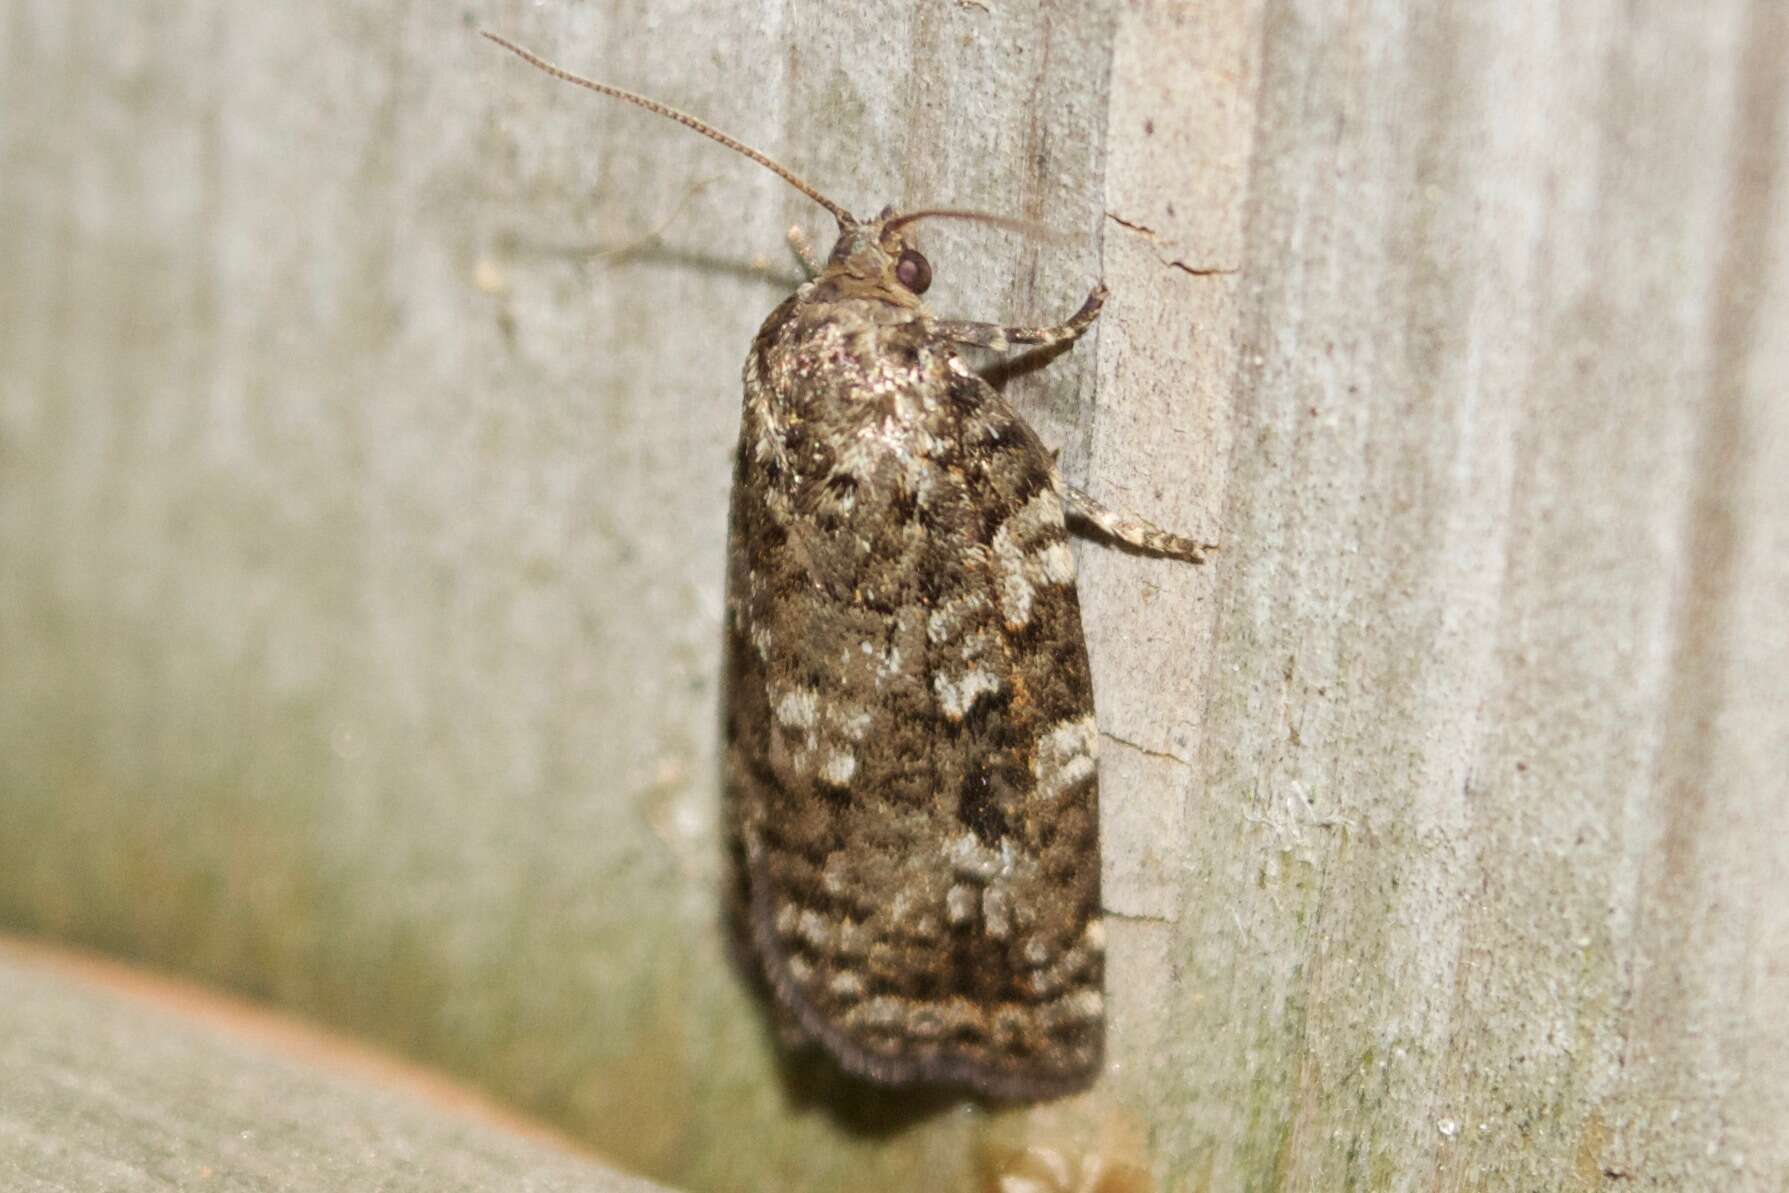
[
  {"left": 818, "top": 206, "right": 933, "bottom": 299},
  {"left": 826, "top": 206, "right": 1060, "bottom": 302}
]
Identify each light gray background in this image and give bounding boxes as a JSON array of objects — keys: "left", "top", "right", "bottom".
[
  {"left": 0, "top": 946, "right": 672, "bottom": 1193},
  {"left": 2, "top": 1, "right": 1785, "bottom": 1190}
]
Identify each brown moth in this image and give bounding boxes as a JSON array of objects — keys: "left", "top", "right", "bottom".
[{"left": 485, "top": 33, "right": 1210, "bottom": 1101}]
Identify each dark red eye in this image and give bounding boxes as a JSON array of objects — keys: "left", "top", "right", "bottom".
[{"left": 895, "top": 248, "right": 932, "bottom": 294}]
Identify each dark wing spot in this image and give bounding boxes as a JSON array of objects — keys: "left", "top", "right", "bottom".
[
  {"left": 959, "top": 768, "right": 1012, "bottom": 845},
  {"left": 947, "top": 377, "right": 987, "bottom": 418},
  {"left": 958, "top": 684, "right": 1015, "bottom": 741},
  {"left": 755, "top": 515, "right": 788, "bottom": 551},
  {"left": 890, "top": 484, "right": 920, "bottom": 523},
  {"left": 884, "top": 339, "right": 922, "bottom": 369},
  {"left": 1014, "top": 455, "right": 1054, "bottom": 503}
]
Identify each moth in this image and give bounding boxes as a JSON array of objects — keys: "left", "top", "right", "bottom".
[{"left": 486, "top": 33, "right": 1209, "bottom": 1101}]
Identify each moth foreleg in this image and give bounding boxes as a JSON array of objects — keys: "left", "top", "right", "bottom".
[
  {"left": 786, "top": 224, "right": 821, "bottom": 278},
  {"left": 1063, "top": 483, "right": 1214, "bottom": 563},
  {"left": 935, "top": 283, "right": 1108, "bottom": 353}
]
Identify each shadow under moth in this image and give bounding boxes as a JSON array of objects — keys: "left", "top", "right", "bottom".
[{"left": 486, "top": 33, "right": 1210, "bottom": 1102}]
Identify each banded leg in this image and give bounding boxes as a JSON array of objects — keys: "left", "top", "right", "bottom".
[
  {"left": 935, "top": 284, "right": 1108, "bottom": 353},
  {"left": 1064, "top": 484, "right": 1214, "bottom": 563}
]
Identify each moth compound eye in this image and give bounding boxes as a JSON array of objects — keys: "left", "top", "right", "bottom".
[{"left": 895, "top": 249, "right": 933, "bottom": 295}]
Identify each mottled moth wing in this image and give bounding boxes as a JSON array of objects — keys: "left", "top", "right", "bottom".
[
  {"left": 476, "top": 29, "right": 1136, "bottom": 1105},
  {"left": 723, "top": 292, "right": 1106, "bottom": 1101}
]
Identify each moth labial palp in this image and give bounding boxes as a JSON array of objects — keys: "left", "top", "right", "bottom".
[{"left": 484, "top": 31, "right": 1214, "bottom": 1102}]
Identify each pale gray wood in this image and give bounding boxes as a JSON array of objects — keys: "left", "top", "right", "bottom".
[
  {"left": 1, "top": 0, "right": 1784, "bottom": 1190},
  {"left": 0, "top": 945, "right": 671, "bottom": 1192},
  {"left": 1089, "top": 1, "right": 1789, "bottom": 1189}
]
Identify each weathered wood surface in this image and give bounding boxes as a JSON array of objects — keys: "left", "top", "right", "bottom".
[
  {"left": 0, "top": 942, "right": 671, "bottom": 1192},
  {"left": 1, "top": 1, "right": 1784, "bottom": 1190}
]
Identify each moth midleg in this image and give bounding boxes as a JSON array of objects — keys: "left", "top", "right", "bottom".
[
  {"left": 1062, "top": 483, "right": 1213, "bottom": 563},
  {"left": 933, "top": 284, "right": 1108, "bottom": 353}
]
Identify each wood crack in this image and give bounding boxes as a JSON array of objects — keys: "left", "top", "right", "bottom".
[
  {"left": 1099, "top": 729, "right": 1193, "bottom": 769},
  {"left": 1104, "top": 212, "right": 1239, "bottom": 277}
]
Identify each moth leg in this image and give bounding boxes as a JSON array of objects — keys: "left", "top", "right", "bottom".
[
  {"left": 786, "top": 224, "right": 822, "bottom": 278},
  {"left": 934, "top": 283, "right": 1108, "bottom": 353},
  {"left": 1063, "top": 483, "right": 1214, "bottom": 563}
]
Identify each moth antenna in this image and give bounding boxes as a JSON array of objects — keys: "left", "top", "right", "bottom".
[
  {"left": 883, "top": 208, "right": 1068, "bottom": 244},
  {"left": 482, "top": 32, "right": 855, "bottom": 229}
]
